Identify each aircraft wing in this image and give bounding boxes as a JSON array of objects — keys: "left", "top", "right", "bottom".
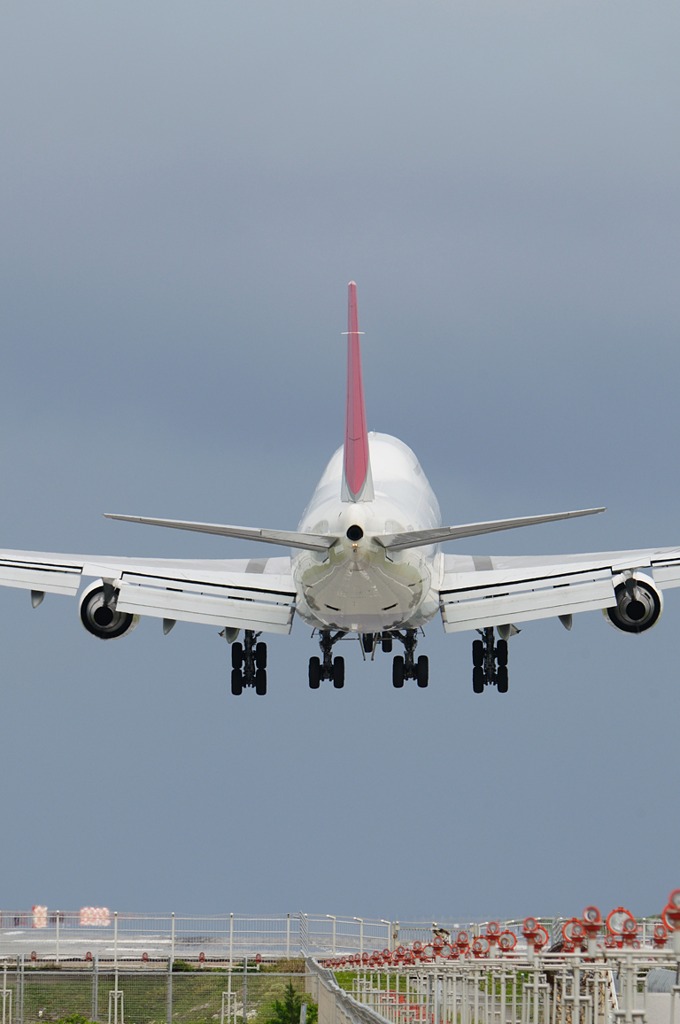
[
  {"left": 439, "top": 547, "right": 680, "bottom": 633},
  {"left": 0, "top": 549, "right": 296, "bottom": 634}
]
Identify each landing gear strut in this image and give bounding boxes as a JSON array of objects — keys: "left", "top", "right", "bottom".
[
  {"left": 309, "top": 630, "right": 346, "bottom": 689},
  {"left": 229, "top": 630, "right": 267, "bottom": 696},
  {"left": 391, "top": 629, "right": 428, "bottom": 689},
  {"left": 472, "top": 627, "right": 508, "bottom": 693}
]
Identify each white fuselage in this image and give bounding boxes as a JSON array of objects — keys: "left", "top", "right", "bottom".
[{"left": 293, "top": 433, "right": 443, "bottom": 632}]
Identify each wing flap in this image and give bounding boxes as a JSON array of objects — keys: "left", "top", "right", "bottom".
[
  {"left": 0, "top": 557, "right": 82, "bottom": 597},
  {"left": 440, "top": 568, "right": 616, "bottom": 633},
  {"left": 649, "top": 555, "right": 680, "bottom": 587},
  {"left": 115, "top": 571, "right": 295, "bottom": 634}
]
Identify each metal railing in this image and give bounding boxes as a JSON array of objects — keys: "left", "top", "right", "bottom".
[
  {"left": 0, "top": 911, "right": 673, "bottom": 962},
  {"left": 337, "top": 950, "right": 680, "bottom": 1024}
]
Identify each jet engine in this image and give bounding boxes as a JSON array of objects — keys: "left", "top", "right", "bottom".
[
  {"left": 79, "top": 579, "right": 139, "bottom": 640},
  {"left": 603, "top": 572, "right": 663, "bottom": 634}
]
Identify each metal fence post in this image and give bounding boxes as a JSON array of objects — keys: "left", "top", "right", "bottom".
[
  {"left": 1, "top": 962, "right": 12, "bottom": 1024},
  {"left": 18, "top": 956, "right": 24, "bottom": 1024},
  {"left": 167, "top": 956, "right": 173, "bottom": 1024},
  {"left": 92, "top": 955, "right": 99, "bottom": 1023}
]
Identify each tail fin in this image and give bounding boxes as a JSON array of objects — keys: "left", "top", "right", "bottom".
[{"left": 342, "top": 282, "right": 374, "bottom": 502}]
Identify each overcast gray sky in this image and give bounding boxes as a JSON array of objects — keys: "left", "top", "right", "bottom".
[{"left": 1, "top": 0, "right": 679, "bottom": 925}]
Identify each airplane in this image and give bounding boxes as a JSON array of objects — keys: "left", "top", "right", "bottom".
[{"left": 2, "top": 281, "right": 680, "bottom": 696}]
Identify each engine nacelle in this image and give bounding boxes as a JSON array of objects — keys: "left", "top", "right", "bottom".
[
  {"left": 603, "top": 572, "right": 663, "bottom": 634},
  {"left": 79, "top": 580, "right": 139, "bottom": 640}
]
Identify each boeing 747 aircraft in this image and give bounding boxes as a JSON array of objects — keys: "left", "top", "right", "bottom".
[{"left": 2, "top": 283, "right": 679, "bottom": 695}]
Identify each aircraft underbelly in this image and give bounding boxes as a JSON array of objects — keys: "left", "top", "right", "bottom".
[{"left": 296, "top": 552, "right": 429, "bottom": 631}]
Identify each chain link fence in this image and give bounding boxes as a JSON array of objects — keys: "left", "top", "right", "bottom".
[{"left": 0, "top": 962, "right": 309, "bottom": 1024}]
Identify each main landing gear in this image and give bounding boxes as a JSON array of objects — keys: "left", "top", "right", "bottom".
[
  {"left": 309, "top": 630, "right": 346, "bottom": 689},
  {"left": 390, "top": 629, "right": 429, "bottom": 689},
  {"left": 230, "top": 630, "right": 268, "bottom": 696},
  {"left": 472, "top": 627, "right": 508, "bottom": 694}
]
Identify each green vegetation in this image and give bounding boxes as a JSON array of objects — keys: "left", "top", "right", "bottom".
[
  {"left": 262, "top": 980, "right": 318, "bottom": 1024},
  {"left": 5, "top": 967, "right": 312, "bottom": 1024},
  {"left": 333, "top": 970, "right": 408, "bottom": 994}
]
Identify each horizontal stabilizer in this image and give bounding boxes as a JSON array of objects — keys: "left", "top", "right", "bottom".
[
  {"left": 104, "top": 514, "right": 336, "bottom": 552},
  {"left": 375, "top": 507, "right": 606, "bottom": 551}
]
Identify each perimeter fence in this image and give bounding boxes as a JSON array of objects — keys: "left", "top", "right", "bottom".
[{"left": 0, "top": 910, "right": 672, "bottom": 961}]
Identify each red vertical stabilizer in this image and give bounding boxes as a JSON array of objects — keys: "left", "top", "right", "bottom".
[{"left": 343, "top": 282, "right": 374, "bottom": 502}]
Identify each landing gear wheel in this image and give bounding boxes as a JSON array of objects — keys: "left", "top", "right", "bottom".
[
  {"left": 416, "top": 655, "right": 429, "bottom": 688},
  {"left": 392, "top": 655, "right": 405, "bottom": 688},
  {"left": 255, "top": 668, "right": 267, "bottom": 696},
  {"left": 332, "top": 656, "right": 345, "bottom": 689},
  {"left": 255, "top": 642, "right": 267, "bottom": 669},
  {"left": 308, "top": 656, "right": 321, "bottom": 690},
  {"left": 471, "top": 629, "right": 511, "bottom": 693},
  {"left": 231, "top": 669, "right": 243, "bottom": 696},
  {"left": 231, "top": 642, "right": 243, "bottom": 669},
  {"left": 382, "top": 632, "right": 393, "bottom": 654},
  {"left": 362, "top": 633, "right": 374, "bottom": 653}
]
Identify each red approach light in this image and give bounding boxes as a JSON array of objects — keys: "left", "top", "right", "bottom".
[
  {"left": 664, "top": 890, "right": 680, "bottom": 929},
  {"left": 522, "top": 918, "right": 539, "bottom": 938},
  {"left": 582, "top": 907, "right": 602, "bottom": 940},
  {"left": 562, "top": 919, "right": 586, "bottom": 945},
  {"left": 606, "top": 907, "right": 635, "bottom": 936},
  {"left": 498, "top": 931, "right": 517, "bottom": 953}
]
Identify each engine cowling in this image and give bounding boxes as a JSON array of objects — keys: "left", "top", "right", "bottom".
[
  {"left": 603, "top": 572, "right": 663, "bottom": 634},
  {"left": 79, "top": 580, "right": 139, "bottom": 640}
]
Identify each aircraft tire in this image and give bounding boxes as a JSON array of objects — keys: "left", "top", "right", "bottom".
[
  {"left": 255, "top": 642, "right": 267, "bottom": 669},
  {"left": 416, "top": 655, "right": 429, "bottom": 688},
  {"left": 231, "top": 642, "right": 243, "bottom": 669},
  {"left": 333, "top": 656, "right": 345, "bottom": 689},
  {"left": 472, "top": 666, "right": 485, "bottom": 694},
  {"left": 231, "top": 669, "right": 243, "bottom": 696},
  {"left": 362, "top": 632, "right": 374, "bottom": 653},
  {"left": 472, "top": 639, "right": 484, "bottom": 667},
  {"left": 382, "top": 632, "right": 393, "bottom": 653},
  {"left": 496, "top": 665, "right": 508, "bottom": 693},
  {"left": 496, "top": 639, "right": 508, "bottom": 667},
  {"left": 255, "top": 668, "right": 267, "bottom": 696},
  {"left": 392, "top": 655, "right": 405, "bottom": 688},
  {"left": 309, "top": 656, "right": 321, "bottom": 689}
]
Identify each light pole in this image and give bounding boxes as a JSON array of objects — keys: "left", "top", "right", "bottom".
[
  {"left": 354, "top": 917, "right": 364, "bottom": 956},
  {"left": 327, "top": 915, "right": 337, "bottom": 954},
  {"left": 380, "top": 920, "right": 392, "bottom": 951}
]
